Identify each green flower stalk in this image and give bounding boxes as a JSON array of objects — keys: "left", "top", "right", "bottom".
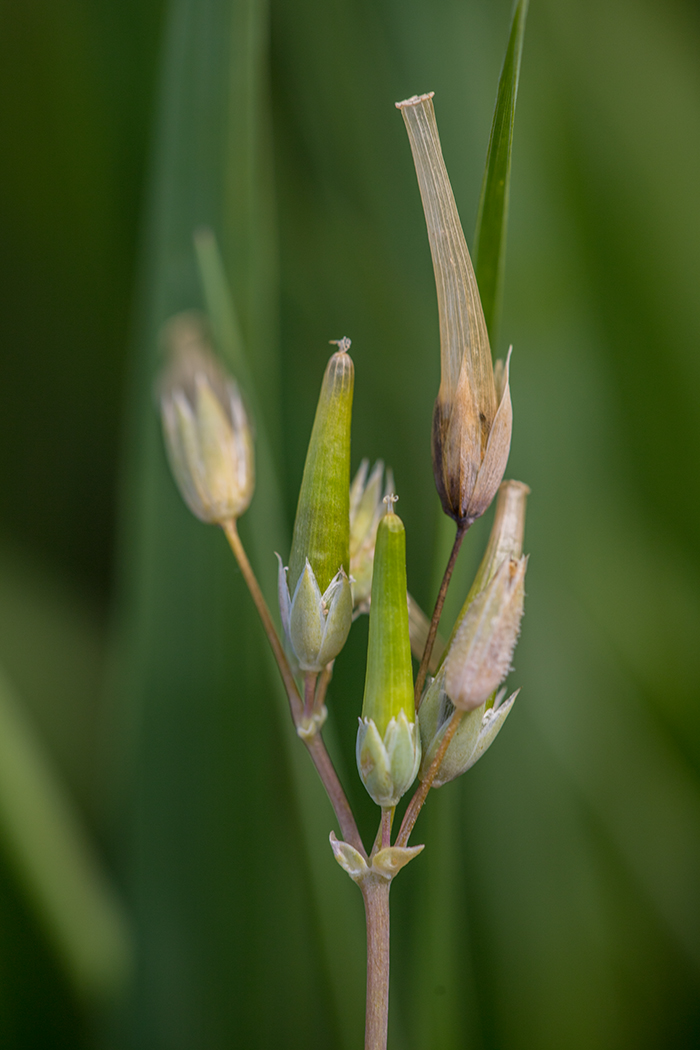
[
  {"left": 419, "top": 480, "right": 529, "bottom": 785},
  {"left": 349, "top": 459, "right": 394, "bottom": 613},
  {"left": 159, "top": 312, "right": 254, "bottom": 524},
  {"left": 397, "top": 93, "right": 512, "bottom": 527},
  {"left": 356, "top": 498, "right": 421, "bottom": 807},
  {"left": 278, "top": 340, "right": 354, "bottom": 673}
]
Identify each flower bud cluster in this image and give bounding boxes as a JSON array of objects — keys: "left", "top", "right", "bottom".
[{"left": 157, "top": 88, "right": 532, "bottom": 840}]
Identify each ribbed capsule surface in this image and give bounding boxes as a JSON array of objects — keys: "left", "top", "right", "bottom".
[
  {"left": 396, "top": 93, "right": 512, "bottom": 526},
  {"left": 361, "top": 503, "right": 414, "bottom": 734},
  {"left": 288, "top": 345, "right": 354, "bottom": 595}
]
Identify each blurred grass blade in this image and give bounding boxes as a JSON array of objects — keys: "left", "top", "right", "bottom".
[
  {"left": 473, "top": 0, "right": 529, "bottom": 343},
  {"left": 110, "top": 0, "right": 365, "bottom": 1038},
  {"left": 0, "top": 665, "right": 132, "bottom": 1002},
  {"left": 194, "top": 227, "right": 256, "bottom": 403}
]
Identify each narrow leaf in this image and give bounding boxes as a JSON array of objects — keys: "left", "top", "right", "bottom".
[{"left": 473, "top": 0, "right": 529, "bottom": 343}]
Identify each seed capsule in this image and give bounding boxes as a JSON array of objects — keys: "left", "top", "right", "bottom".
[
  {"left": 288, "top": 343, "right": 354, "bottom": 594},
  {"left": 279, "top": 342, "right": 354, "bottom": 671},
  {"left": 418, "top": 480, "right": 529, "bottom": 784},
  {"left": 356, "top": 501, "right": 420, "bottom": 807},
  {"left": 397, "top": 93, "right": 512, "bottom": 526},
  {"left": 444, "top": 554, "right": 527, "bottom": 711}
]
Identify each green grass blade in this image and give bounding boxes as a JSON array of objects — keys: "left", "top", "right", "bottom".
[
  {"left": 0, "top": 665, "right": 132, "bottom": 1002},
  {"left": 473, "top": 0, "right": 529, "bottom": 345}
]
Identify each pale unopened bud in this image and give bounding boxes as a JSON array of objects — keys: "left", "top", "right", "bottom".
[
  {"left": 349, "top": 459, "right": 394, "bottom": 612},
  {"left": 159, "top": 312, "right": 254, "bottom": 524},
  {"left": 444, "top": 554, "right": 527, "bottom": 710},
  {"left": 396, "top": 93, "right": 512, "bottom": 526}
]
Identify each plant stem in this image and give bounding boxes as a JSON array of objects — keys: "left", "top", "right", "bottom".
[
  {"left": 396, "top": 709, "right": 463, "bottom": 847},
  {"left": 314, "top": 661, "right": 334, "bottom": 713},
  {"left": 381, "top": 807, "right": 393, "bottom": 849},
  {"left": 361, "top": 876, "right": 391, "bottom": 1050},
  {"left": 222, "top": 519, "right": 366, "bottom": 858},
  {"left": 223, "top": 520, "right": 303, "bottom": 721},
  {"left": 305, "top": 734, "right": 367, "bottom": 858},
  {"left": 414, "top": 522, "right": 468, "bottom": 708},
  {"left": 303, "top": 672, "right": 318, "bottom": 720}
]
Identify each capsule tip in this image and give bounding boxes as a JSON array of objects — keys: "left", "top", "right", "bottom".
[
  {"left": 383, "top": 493, "right": 399, "bottom": 514},
  {"left": 329, "top": 337, "right": 352, "bottom": 354},
  {"left": 395, "top": 92, "right": 435, "bottom": 110}
]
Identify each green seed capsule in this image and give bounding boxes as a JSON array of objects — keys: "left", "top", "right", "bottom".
[
  {"left": 361, "top": 501, "right": 414, "bottom": 732},
  {"left": 288, "top": 342, "right": 354, "bottom": 595},
  {"left": 278, "top": 341, "right": 354, "bottom": 673},
  {"left": 356, "top": 500, "right": 420, "bottom": 807}
]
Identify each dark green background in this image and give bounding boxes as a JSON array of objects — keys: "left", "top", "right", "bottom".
[{"left": 1, "top": 0, "right": 699, "bottom": 1047}]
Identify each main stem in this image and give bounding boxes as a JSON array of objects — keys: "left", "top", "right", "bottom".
[
  {"left": 222, "top": 520, "right": 366, "bottom": 858},
  {"left": 361, "top": 876, "right": 391, "bottom": 1050},
  {"left": 414, "top": 521, "right": 468, "bottom": 708}
]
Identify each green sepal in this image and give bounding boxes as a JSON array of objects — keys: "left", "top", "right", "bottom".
[
  {"left": 288, "top": 346, "right": 354, "bottom": 595},
  {"left": 281, "top": 557, "right": 353, "bottom": 673},
  {"left": 356, "top": 712, "right": 421, "bottom": 808}
]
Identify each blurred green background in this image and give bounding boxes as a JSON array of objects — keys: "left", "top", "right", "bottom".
[{"left": 1, "top": 0, "right": 700, "bottom": 1047}]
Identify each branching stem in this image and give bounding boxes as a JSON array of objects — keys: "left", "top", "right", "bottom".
[
  {"left": 222, "top": 519, "right": 366, "bottom": 858},
  {"left": 381, "top": 807, "right": 393, "bottom": 849},
  {"left": 414, "top": 521, "right": 468, "bottom": 708},
  {"left": 315, "top": 662, "right": 334, "bottom": 713},
  {"left": 396, "top": 708, "right": 463, "bottom": 847},
  {"left": 303, "top": 672, "right": 318, "bottom": 720}
]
